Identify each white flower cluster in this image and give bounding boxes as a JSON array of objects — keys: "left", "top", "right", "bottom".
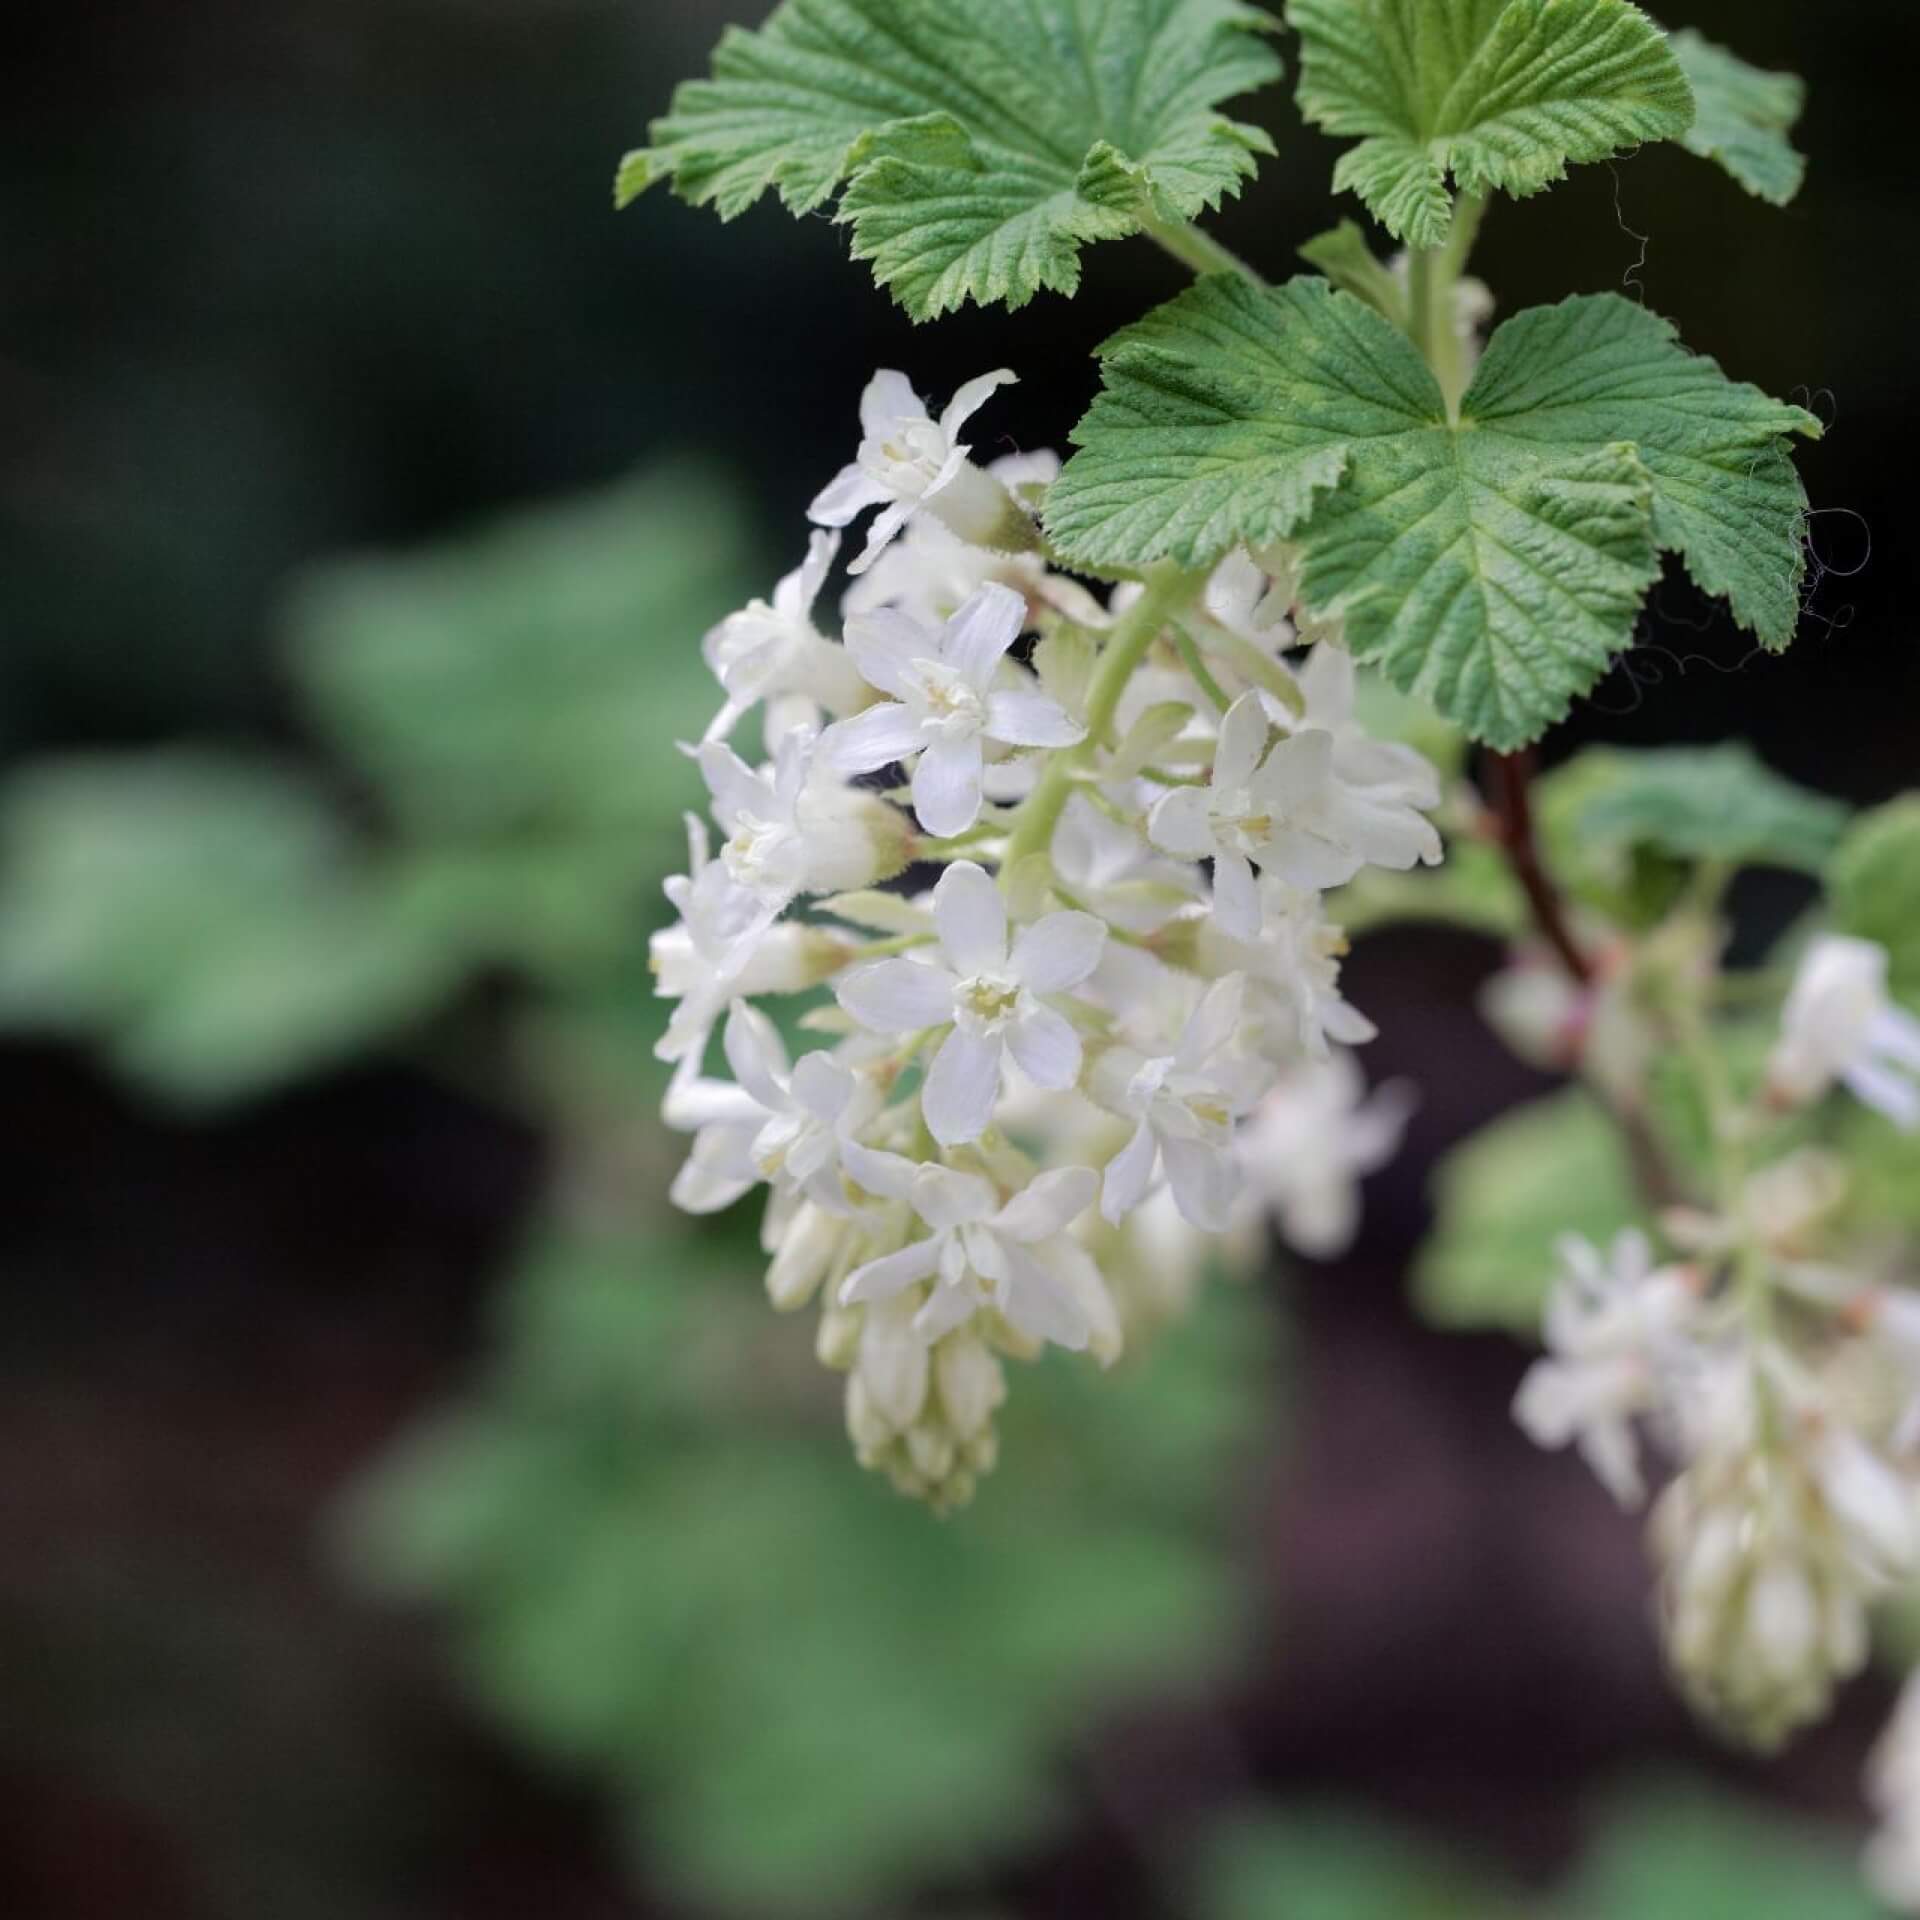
[
  {"left": 1514, "top": 933, "right": 1920, "bottom": 1756},
  {"left": 655, "top": 367, "right": 1438, "bottom": 1504}
]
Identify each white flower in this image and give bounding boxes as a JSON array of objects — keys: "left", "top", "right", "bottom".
[
  {"left": 666, "top": 1001, "right": 866, "bottom": 1215},
  {"left": 1236, "top": 1049, "right": 1414, "bottom": 1258},
  {"left": 821, "top": 582, "right": 1084, "bottom": 837},
  {"left": 1868, "top": 1671, "right": 1920, "bottom": 1913},
  {"left": 840, "top": 1151, "right": 1106, "bottom": 1353},
  {"left": 810, "top": 368, "right": 1020, "bottom": 574},
  {"left": 652, "top": 814, "right": 785, "bottom": 1064},
  {"left": 1093, "top": 974, "right": 1264, "bottom": 1232},
  {"left": 1149, "top": 692, "right": 1439, "bottom": 942},
  {"left": 1051, "top": 791, "right": 1202, "bottom": 936},
  {"left": 697, "top": 725, "right": 907, "bottom": 908},
  {"left": 1769, "top": 934, "right": 1920, "bottom": 1130},
  {"left": 701, "top": 530, "right": 868, "bottom": 743},
  {"left": 1511, "top": 1230, "right": 1703, "bottom": 1505},
  {"left": 835, "top": 860, "right": 1105, "bottom": 1146},
  {"left": 1200, "top": 876, "right": 1377, "bottom": 1062},
  {"left": 843, "top": 451, "right": 1107, "bottom": 629}
]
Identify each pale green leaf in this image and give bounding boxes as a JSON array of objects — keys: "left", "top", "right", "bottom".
[
  {"left": 1828, "top": 795, "right": 1920, "bottom": 1001},
  {"left": 1297, "top": 219, "right": 1407, "bottom": 324},
  {"left": 1414, "top": 1088, "right": 1642, "bottom": 1332},
  {"left": 1669, "top": 29, "right": 1807, "bottom": 207},
  {"left": 1569, "top": 745, "right": 1847, "bottom": 874},
  {"left": 1287, "top": 0, "right": 1696, "bottom": 247},
  {"left": 1047, "top": 278, "right": 1817, "bottom": 746},
  {"left": 625, "top": 0, "right": 1284, "bottom": 317}
]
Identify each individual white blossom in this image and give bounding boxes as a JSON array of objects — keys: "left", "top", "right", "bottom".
[
  {"left": 1236, "top": 1049, "right": 1415, "bottom": 1258},
  {"left": 836, "top": 860, "right": 1105, "bottom": 1146},
  {"left": 1200, "top": 876, "right": 1377, "bottom": 1062},
  {"left": 839, "top": 1150, "right": 1110, "bottom": 1354},
  {"left": 1051, "top": 792, "right": 1202, "bottom": 936},
  {"left": 701, "top": 530, "right": 868, "bottom": 743},
  {"left": 652, "top": 814, "right": 785, "bottom": 1065},
  {"left": 1148, "top": 691, "right": 1440, "bottom": 941},
  {"left": 821, "top": 582, "right": 1084, "bottom": 837},
  {"left": 666, "top": 1001, "right": 866, "bottom": 1216},
  {"left": 1511, "top": 1230, "right": 1704, "bottom": 1505},
  {"left": 1092, "top": 974, "right": 1265, "bottom": 1232},
  {"left": 843, "top": 451, "right": 1107, "bottom": 630},
  {"left": 809, "top": 368, "right": 1022, "bottom": 574},
  {"left": 1769, "top": 934, "right": 1920, "bottom": 1130}
]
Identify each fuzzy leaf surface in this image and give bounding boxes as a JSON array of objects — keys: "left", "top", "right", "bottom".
[
  {"left": 1286, "top": 0, "right": 1695, "bottom": 246},
  {"left": 1048, "top": 278, "right": 1816, "bottom": 745},
  {"left": 623, "top": 0, "right": 1283, "bottom": 316},
  {"left": 1669, "top": 29, "right": 1806, "bottom": 206}
]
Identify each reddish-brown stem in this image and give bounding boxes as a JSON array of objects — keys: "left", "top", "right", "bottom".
[{"left": 1487, "top": 749, "right": 1593, "bottom": 986}]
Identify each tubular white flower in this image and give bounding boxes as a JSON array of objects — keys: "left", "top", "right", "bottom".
[
  {"left": 835, "top": 860, "right": 1105, "bottom": 1146},
  {"left": 843, "top": 451, "right": 1108, "bottom": 629},
  {"left": 809, "top": 368, "right": 1021, "bottom": 574},
  {"left": 821, "top": 582, "right": 1084, "bottom": 838},
  {"left": 666, "top": 1001, "right": 867, "bottom": 1216},
  {"left": 1237, "top": 1049, "right": 1414, "bottom": 1259},
  {"left": 1769, "top": 935, "right": 1920, "bottom": 1130},
  {"left": 1511, "top": 1230, "right": 1703, "bottom": 1506},
  {"left": 839, "top": 1147, "right": 1103, "bottom": 1353},
  {"left": 1092, "top": 974, "right": 1264, "bottom": 1233},
  {"left": 1149, "top": 692, "right": 1439, "bottom": 941},
  {"left": 701, "top": 530, "right": 868, "bottom": 743}
]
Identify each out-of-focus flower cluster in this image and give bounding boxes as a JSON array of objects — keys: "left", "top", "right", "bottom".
[{"left": 655, "top": 368, "right": 1437, "bottom": 1505}]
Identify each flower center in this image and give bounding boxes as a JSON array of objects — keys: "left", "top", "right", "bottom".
[
  {"left": 727, "top": 812, "right": 803, "bottom": 892},
  {"left": 868, "top": 420, "right": 948, "bottom": 498},
  {"left": 958, "top": 972, "right": 1022, "bottom": 1031},
  {"left": 914, "top": 662, "right": 985, "bottom": 742}
]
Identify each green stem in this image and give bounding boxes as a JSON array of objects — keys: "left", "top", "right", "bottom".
[
  {"left": 1406, "top": 193, "right": 1485, "bottom": 420},
  {"left": 1142, "top": 217, "right": 1266, "bottom": 287},
  {"left": 999, "top": 564, "right": 1205, "bottom": 885},
  {"left": 1170, "top": 619, "right": 1233, "bottom": 714}
]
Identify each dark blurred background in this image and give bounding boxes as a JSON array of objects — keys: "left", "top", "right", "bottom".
[{"left": 2, "top": 3, "right": 1916, "bottom": 1916}]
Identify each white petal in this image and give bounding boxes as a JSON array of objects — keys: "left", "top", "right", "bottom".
[
  {"left": 922, "top": 1025, "right": 1004, "bottom": 1146},
  {"left": 911, "top": 737, "right": 985, "bottom": 838},
  {"left": 913, "top": 1280, "right": 982, "bottom": 1344},
  {"left": 1010, "top": 910, "right": 1106, "bottom": 994},
  {"left": 789, "top": 528, "right": 841, "bottom": 617},
  {"left": 933, "top": 860, "right": 1008, "bottom": 975},
  {"left": 942, "top": 581, "right": 1027, "bottom": 687},
  {"left": 841, "top": 1236, "right": 941, "bottom": 1305},
  {"left": 695, "top": 741, "right": 769, "bottom": 830},
  {"left": 993, "top": 1165, "right": 1097, "bottom": 1243},
  {"left": 841, "top": 1137, "right": 919, "bottom": 1203},
  {"left": 1214, "top": 690, "right": 1270, "bottom": 792},
  {"left": 836, "top": 956, "right": 957, "bottom": 1033},
  {"left": 819, "top": 702, "right": 924, "bottom": 775},
  {"left": 1101, "top": 1120, "right": 1160, "bottom": 1224},
  {"left": 909, "top": 1163, "right": 999, "bottom": 1230},
  {"left": 1845, "top": 1059, "right": 1920, "bottom": 1132},
  {"left": 809, "top": 463, "right": 890, "bottom": 528},
  {"left": 994, "top": 1243, "right": 1090, "bottom": 1352},
  {"left": 1148, "top": 785, "right": 1219, "bottom": 858},
  {"left": 1259, "top": 726, "right": 1333, "bottom": 812},
  {"left": 790, "top": 1050, "right": 854, "bottom": 1123},
  {"left": 985, "top": 686, "right": 1086, "bottom": 748},
  {"left": 1162, "top": 1135, "right": 1241, "bottom": 1232},
  {"left": 1180, "top": 973, "right": 1247, "bottom": 1067},
  {"left": 846, "top": 610, "right": 936, "bottom": 701},
  {"left": 938, "top": 368, "right": 1017, "bottom": 443},
  {"left": 1005, "top": 1003, "right": 1083, "bottom": 1090},
  {"left": 861, "top": 369, "right": 926, "bottom": 436},
  {"left": 721, "top": 1000, "right": 791, "bottom": 1111},
  {"left": 935, "top": 1334, "right": 1005, "bottom": 1438},
  {"left": 849, "top": 499, "right": 913, "bottom": 575},
  {"left": 1210, "top": 850, "right": 1262, "bottom": 943}
]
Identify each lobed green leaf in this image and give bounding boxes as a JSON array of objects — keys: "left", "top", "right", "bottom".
[
  {"left": 1048, "top": 277, "right": 1817, "bottom": 746},
  {"left": 622, "top": 0, "right": 1284, "bottom": 317},
  {"left": 1287, "top": 0, "right": 1696, "bottom": 247},
  {"left": 1827, "top": 795, "right": 1920, "bottom": 1002},
  {"left": 1669, "top": 29, "right": 1807, "bottom": 207}
]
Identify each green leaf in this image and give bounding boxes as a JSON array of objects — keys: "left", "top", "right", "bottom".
[
  {"left": 624, "top": 0, "right": 1284, "bottom": 317},
  {"left": 1298, "top": 219, "right": 1407, "bottom": 325},
  {"left": 0, "top": 755, "right": 453, "bottom": 1104},
  {"left": 1828, "top": 796, "right": 1920, "bottom": 1002},
  {"left": 1669, "top": 29, "right": 1807, "bottom": 207},
  {"left": 1565, "top": 1781, "right": 1886, "bottom": 1920},
  {"left": 1414, "top": 1088, "right": 1642, "bottom": 1332},
  {"left": 1566, "top": 745, "right": 1848, "bottom": 875},
  {"left": 1286, "top": 0, "right": 1695, "bottom": 248},
  {"left": 1047, "top": 278, "right": 1818, "bottom": 746},
  {"left": 340, "top": 1214, "right": 1274, "bottom": 1913}
]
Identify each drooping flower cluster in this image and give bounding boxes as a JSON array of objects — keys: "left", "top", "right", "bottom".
[
  {"left": 1513, "top": 933, "right": 1920, "bottom": 1754},
  {"left": 656, "top": 367, "right": 1440, "bottom": 1504}
]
